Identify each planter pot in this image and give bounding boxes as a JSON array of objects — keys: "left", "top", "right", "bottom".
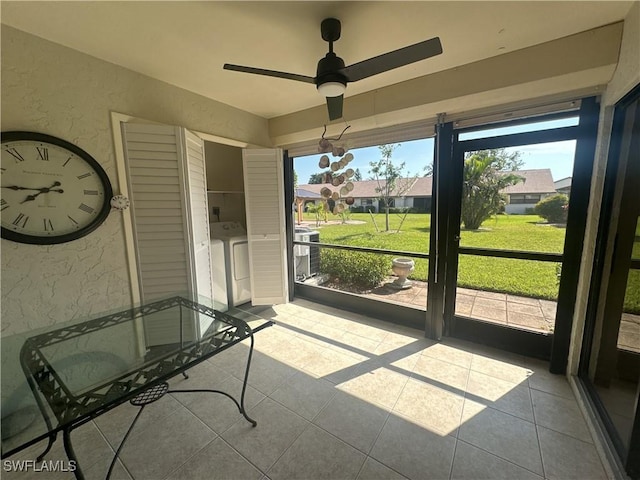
[{"left": 391, "top": 257, "right": 415, "bottom": 289}]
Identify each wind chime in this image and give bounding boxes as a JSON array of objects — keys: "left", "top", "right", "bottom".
[{"left": 316, "top": 125, "right": 355, "bottom": 216}]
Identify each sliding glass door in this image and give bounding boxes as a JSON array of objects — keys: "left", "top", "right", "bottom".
[{"left": 581, "top": 85, "right": 640, "bottom": 478}]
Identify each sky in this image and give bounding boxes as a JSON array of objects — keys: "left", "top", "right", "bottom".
[{"left": 294, "top": 117, "right": 578, "bottom": 185}]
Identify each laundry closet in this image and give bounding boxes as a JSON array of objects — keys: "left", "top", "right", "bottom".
[
  {"left": 204, "top": 141, "right": 251, "bottom": 309},
  {"left": 120, "top": 122, "right": 287, "bottom": 315}
]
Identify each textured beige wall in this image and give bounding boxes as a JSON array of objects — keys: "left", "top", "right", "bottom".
[
  {"left": 567, "top": 2, "right": 640, "bottom": 375},
  {"left": 0, "top": 26, "right": 269, "bottom": 336}
]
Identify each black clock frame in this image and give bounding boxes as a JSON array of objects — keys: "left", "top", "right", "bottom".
[{"left": 1, "top": 131, "right": 113, "bottom": 245}]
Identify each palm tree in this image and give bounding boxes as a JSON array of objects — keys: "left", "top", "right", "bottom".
[
  {"left": 305, "top": 202, "right": 326, "bottom": 227},
  {"left": 461, "top": 150, "right": 524, "bottom": 230}
]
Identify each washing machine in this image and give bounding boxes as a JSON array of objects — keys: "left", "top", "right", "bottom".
[
  {"left": 209, "top": 221, "right": 251, "bottom": 307},
  {"left": 209, "top": 238, "right": 228, "bottom": 311}
]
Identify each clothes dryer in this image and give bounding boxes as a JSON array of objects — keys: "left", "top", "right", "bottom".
[
  {"left": 209, "top": 222, "right": 251, "bottom": 307},
  {"left": 209, "top": 238, "right": 228, "bottom": 311}
]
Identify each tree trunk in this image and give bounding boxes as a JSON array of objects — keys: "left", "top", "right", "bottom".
[{"left": 385, "top": 206, "right": 390, "bottom": 231}]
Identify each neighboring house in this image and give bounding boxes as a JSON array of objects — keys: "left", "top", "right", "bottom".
[
  {"left": 554, "top": 177, "right": 572, "bottom": 196},
  {"left": 502, "top": 169, "right": 558, "bottom": 214},
  {"left": 298, "top": 169, "right": 557, "bottom": 214},
  {"left": 298, "top": 177, "right": 432, "bottom": 213}
]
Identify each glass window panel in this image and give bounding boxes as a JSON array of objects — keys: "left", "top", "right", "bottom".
[
  {"left": 459, "top": 141, "right": 575, "bottom": 254},
  {"left": 620, "top": 269, "right": 640, "bottom": 353},
  {"left": 458, "top": 117, "right": 579, "bottom": 141},
  {"left": 591, "top": 267, "right": 640, "bottom": 451},
  {"left": 293, "top": 138, "right": 434, "bottom": 253}
]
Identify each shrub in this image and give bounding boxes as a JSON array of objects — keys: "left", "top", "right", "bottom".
[
  {"left": 534, "top": 194, "right": 569, "bottom": 223},
  {"left": 320, "top": 249, "right": 390, "bottom": 289}
]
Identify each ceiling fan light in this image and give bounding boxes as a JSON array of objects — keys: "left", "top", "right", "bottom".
[{"left": 318, "top": 82, "right": 346, "bottom": 98}]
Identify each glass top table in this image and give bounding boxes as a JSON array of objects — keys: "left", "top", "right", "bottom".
[{"left": 1, "top": 295, "right": 272, "bottom": 479}]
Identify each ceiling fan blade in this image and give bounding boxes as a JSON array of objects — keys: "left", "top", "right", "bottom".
[
  {"left": 341, "top": 37, "right": 443, "bottom": 83},
  {"left": 326, "top": 95, "right": 344, "bottom": 121},
  {"left": 223, "top": 64, "right": 315, "bottom": 84}
]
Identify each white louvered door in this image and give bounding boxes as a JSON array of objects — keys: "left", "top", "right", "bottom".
[
  {"left": 181, "top": 129, "right": 214, "bottom": 334},
  {"left": 242, "top": 148, "right": 288, "bottom": 305},
  {"left": 122, "top": 123, "right": 212, "bottom": 344}
]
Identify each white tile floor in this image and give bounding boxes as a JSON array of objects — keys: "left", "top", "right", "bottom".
[{"left": 6, "top": 299, "right": 608, "bottom": 480}]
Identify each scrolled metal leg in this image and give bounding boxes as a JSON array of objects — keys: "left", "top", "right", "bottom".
[
  {"left": 36, "top": 433, "right": 56, "bottom": 462},
  {"left": 21, "top": 373, "right": 57, "bottom": 462},
  {"left": 169, "top": 335, "right": 258, "bottom": 427},
  {"left": 105, "top": 406, "right": 146, "bottom": 480},
  {"left": 63, "top": 428, "right": 84, "bottom": 480},
  {"left": 240, "top": 334, "right": 257, "bottom": 427}
]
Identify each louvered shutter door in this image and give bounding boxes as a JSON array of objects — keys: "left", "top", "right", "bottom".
[
  {"left": 242, "top": 149, "right": 288, "bottom": 305},
  {"left": 123, "top": 123, "right": 207, "bottom": 344},
  {"left": 181, "top": 129, "right": 215, "bottom": 334}
]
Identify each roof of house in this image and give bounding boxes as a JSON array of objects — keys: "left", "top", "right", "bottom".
[
  {"left": 554, "top": 177, "right": 572, "bottom": 189},
  {"left": 295, "top": 188, "right": 322, "bottom": 199},
  {"left": 501, "top": 169, "right": 557, "bottom": 194},
  {"left": 298, "top": 169, "right": 556, "bottom": 199},
  {"left": 297, "top": 176, "right": 433, "bottom": 199}
]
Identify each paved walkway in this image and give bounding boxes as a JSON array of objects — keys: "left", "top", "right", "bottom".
[
  {"left": 361, "top": 279, "right": 639, "bottom": 352},
  {"left": 366, "top": 280, "right": 556, "bottom": 332}
]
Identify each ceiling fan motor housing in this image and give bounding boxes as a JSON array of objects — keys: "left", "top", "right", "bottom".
[{"left": 316, "top": 53, "right": 347, "bottom": 89}]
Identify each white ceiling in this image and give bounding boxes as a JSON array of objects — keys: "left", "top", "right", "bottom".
[{"left": 1, "top": 1, "right": 634, "bottom": 119}]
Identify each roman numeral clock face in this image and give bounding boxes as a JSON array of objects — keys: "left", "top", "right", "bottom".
[{"left": 1, "top": 132, "right": 113, "bottom": 244}]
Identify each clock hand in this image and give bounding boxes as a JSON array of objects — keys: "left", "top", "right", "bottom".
[
  {"left": 2, "top": 185, "right": 45, "bottom": 191},
  {"left": 2, "top": 181, "right": 62, "bottom": 192},
  {"left": 20, "top": 182, "right": 64, "bottom": 204}
]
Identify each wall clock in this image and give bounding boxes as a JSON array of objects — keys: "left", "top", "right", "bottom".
[{"left": 1, "top": 131, "right": 113, "bottom": 245}]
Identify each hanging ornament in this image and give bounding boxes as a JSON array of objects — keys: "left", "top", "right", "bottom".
[
  {"left": 332, "top": 145, "right": 346, "bottom": 157},
  {"left": 318, "top": 155, "right": 330, "bottom": 169}
]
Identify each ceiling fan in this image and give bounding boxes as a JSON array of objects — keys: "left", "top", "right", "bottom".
[{"left": 223, "top": 18, "right": 443, "bottom": 121}]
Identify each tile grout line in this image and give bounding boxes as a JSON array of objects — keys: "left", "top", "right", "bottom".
[
  {"left": 455, "top": 438, "right": 548, "bottom": 479},
  {"left": 215, "top": 434, "right": 269, "bottom": 479},
  {"left": 529, "top": 382, "right": 548, "bottom": 480},
  {"left": 448, "top": 359, "right": 473, "bottom": 479},
  {"left": 159, "top": 435, "right": 219, "bottom": 480}
]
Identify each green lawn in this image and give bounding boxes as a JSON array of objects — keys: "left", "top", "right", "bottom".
[{"left": 301, "top": 212, "right": 640, "bottom": 312}]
